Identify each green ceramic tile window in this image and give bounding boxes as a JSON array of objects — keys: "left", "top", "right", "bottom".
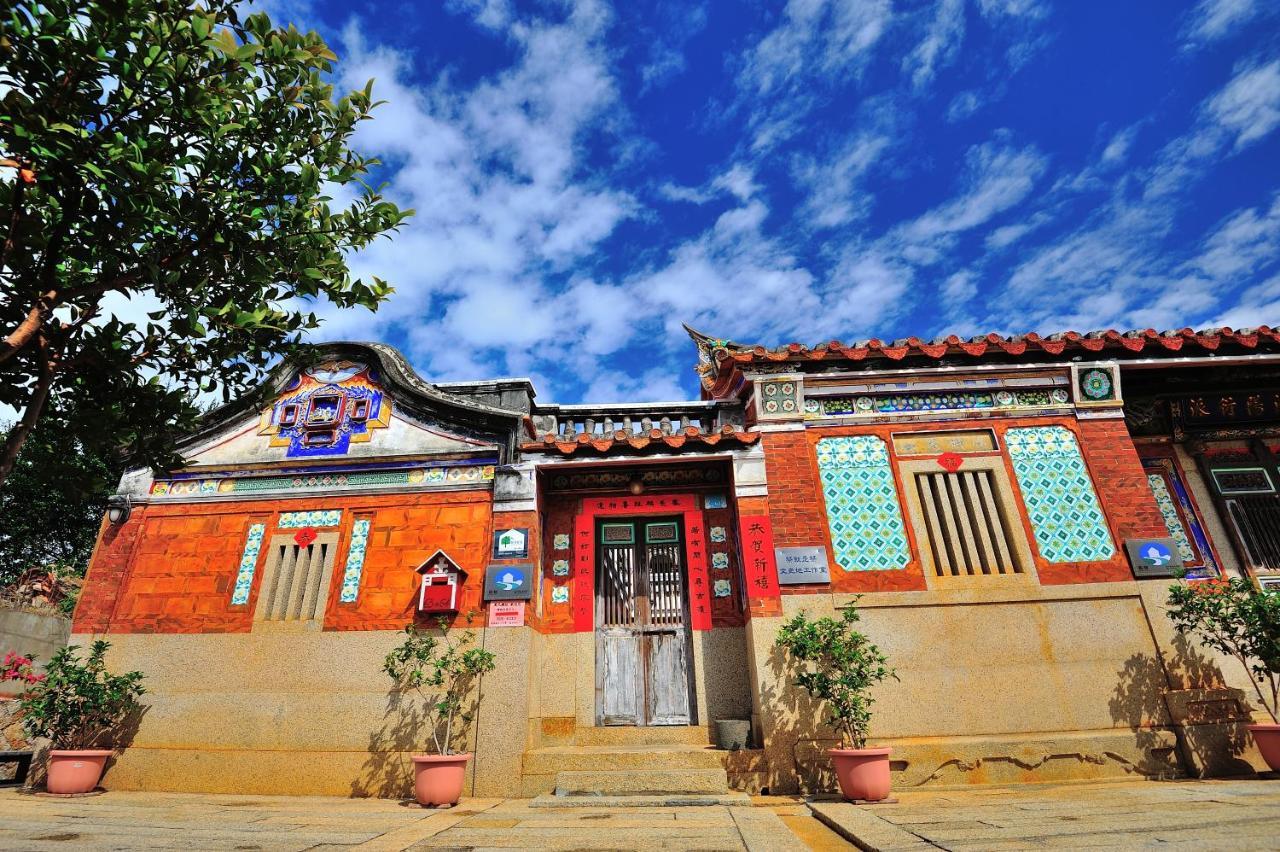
[
  {"left": 816, "top": 436, "right": 911, "bottom": 571},
  {"left": 1006, "top": 426, "right": 1115, "bottom": 563}
]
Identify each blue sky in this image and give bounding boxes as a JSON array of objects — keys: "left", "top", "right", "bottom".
[{"left": 261, "top": 0, "right": 1280, "bottom": 403}]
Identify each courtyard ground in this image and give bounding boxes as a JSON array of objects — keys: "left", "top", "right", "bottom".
[{"left": 0, "top": 778, "right": 1277, "bottom": 851}]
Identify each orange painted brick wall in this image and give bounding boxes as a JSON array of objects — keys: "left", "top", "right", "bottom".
[
  {"left": 764, "top": 414, "right": 1163, "bottom": 592},
  {"left": 74, "top": 490, "right": 494, "bottom": 634}
]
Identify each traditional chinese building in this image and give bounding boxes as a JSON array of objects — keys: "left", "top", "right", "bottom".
[{"left": 72, "top": 327, "right": 1280, "bottom": 797}]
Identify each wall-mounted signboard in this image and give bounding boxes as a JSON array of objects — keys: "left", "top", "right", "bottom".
[
  {"left": 484, "top": 564, "right": 534, "bottom": 600},
  {"left": 1124, "top": 538, "right": 1184, "bottom": 579},
  {"left": 775, "top": 546, "right": 831, "bottom": 585}
]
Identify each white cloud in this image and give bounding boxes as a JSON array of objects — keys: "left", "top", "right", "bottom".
[
  {"left": 1182, "top": 0, "right": 1264, "bottom": 47},
  {"left": 1208, "top": 59, "right": 1280, "bottom": 150},
  {"left": 794, "top": 132, "right": 891, "bottom": 228},
  {"left": 737, "top": 0, "right": 892, "bottom": 151},
  {"left": 1188, "top": 193, "right": 1280, "bottom": 282},
  {"left": 301, "top": 1, "right": 644, "bottom": 397},
  {"left": 904, "top": 0, "right": 966, "bottom": 91},
  {"left": 899, "top": 139, "right": 1048, "bottom": 245}
]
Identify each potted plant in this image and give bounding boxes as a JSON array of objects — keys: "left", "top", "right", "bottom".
[
  {"left": 1, "top": 641, "right": 145, "bottom": 794},
  {"left": 383, "top": 615, "right": 496, "bottom": 807},
  {"left": 776, "top": 601, "right": 896, "bottom": 801},
  {"left": 1166, "top": 577, "right": 1280, "bottom": 770}
]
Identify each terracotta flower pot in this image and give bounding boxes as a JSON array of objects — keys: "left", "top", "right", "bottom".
[
  {"left": 1248, "top": 724, "right": 1280, "bottom": 772},
  {"left": 411, "top": 753, "right": 471, "bottom": 807},
  {"left": 46, "top": 749, "right": 113, "bottom": 795},
  {"left": 829, "top": 747, "right": 892, "bottom": 802}
]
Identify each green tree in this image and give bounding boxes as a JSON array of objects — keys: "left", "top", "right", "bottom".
[
  {"left": 0, "top": 1, "right": 411, "bottom": 487},
  {"left": 0, "top": 410, "right": 124, "bottom": 597}
]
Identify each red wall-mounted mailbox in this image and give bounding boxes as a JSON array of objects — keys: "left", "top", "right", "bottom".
[{"left": 416, "top": 550, "right": 466, "bottom": 613}]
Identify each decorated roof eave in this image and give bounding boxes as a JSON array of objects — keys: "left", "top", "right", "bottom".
[
  {"left": 685, "top": 324, "right": 1280, "bottom": 400},
  {"left": 520, "top": 425, "right": 760, "bottom": 457},
  {"left": 179, "top": 341, "right": 526, "bottom": 462}
]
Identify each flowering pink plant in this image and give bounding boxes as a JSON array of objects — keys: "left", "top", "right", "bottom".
[{"left": 2, "top": 651, "right": 45, "bottom": 686}]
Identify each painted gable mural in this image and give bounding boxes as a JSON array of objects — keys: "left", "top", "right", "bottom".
[{"left": 257, "top": 361, "right": 391, "bottom": 457}]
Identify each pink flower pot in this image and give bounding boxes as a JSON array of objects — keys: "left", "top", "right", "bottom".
[
  {"left": 1248, "top": 724, "right": 1280, "bottom": 772},
  {"left": 829, "top": 747, "right": 892, "bottom": 802},
  {"left": 46, "top": 749, "right": 113, "bottom": 794},
  {"left": 411, "top": 753, "right": 471, "bottom": 807}
]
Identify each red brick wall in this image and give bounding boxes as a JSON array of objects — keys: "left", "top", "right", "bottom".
[
  {"left": 74, "top": 491, "right": 493, "bottom": 634},
  {"left": 763, "top": 415, "right": 1162, "bottom": 591}
]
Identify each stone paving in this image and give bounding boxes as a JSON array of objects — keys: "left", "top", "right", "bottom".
[
  {"left": 2, "top": 779, "right": 1278, "bottom": 851},
  {"left": 809, "top": 777, "right": 1280, "bottom": 850}
]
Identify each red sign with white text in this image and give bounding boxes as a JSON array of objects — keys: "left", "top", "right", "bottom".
[{"left": 738, "top": 515, "right": 780, "bottom": 599}]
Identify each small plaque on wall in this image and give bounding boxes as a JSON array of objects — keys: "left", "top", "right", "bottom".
[
  {"left": 484, "top": 564, "right": 534, "bottom": 600},
  {"left": 488, "top": 601, "right": 526, "bottom": 627},
  {"left": 493, "top": 527, "right": 530, "bottom": 559},
  {"left": 775, "top": 547, "right": 831, "bottom": 585},
  {"left": 1124, "top": 538, "right": 1184, "bottom": 578}
]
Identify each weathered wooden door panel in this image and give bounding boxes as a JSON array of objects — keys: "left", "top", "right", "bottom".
[
  {"left": 598, "top": 630, "right": 641, "bottom": 725},
  {"left": 646, "top": 631, "right": 691, "bottom": 725},
  {"left": 595, "top": 518, "right": 695, "bottom": 726}
]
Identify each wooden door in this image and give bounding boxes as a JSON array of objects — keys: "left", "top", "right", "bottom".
[{"left": 595, "top": 519, "right": 695, "bottom": 726}]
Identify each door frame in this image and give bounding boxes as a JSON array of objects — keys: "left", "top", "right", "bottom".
[{"left": 593, "top": 515, "right": 698, "bottom": 726}]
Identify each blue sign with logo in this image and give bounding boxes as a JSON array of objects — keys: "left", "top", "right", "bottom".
[
  {"left": 1124, "top": 537, "right": 1184, "bottom": 578},
  {"left": 484, "top": 564, "right": 534, "bottom": 600}
]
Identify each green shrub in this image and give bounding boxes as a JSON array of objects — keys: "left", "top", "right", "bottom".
[
  {"left": 383, "top": 616, "right": 497, "bottom": 756},
  {"left": 10, "top": 640, "right": 145, "bottom": 748},
  {"left": 1167, "top": 577, "right": 1279, "bottom": 723},
  {"left": 775, "top": 601, "right": 895, "bottom": 749}
]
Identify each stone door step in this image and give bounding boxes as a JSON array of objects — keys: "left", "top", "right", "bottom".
[
  {"left": 553, "top": 767, "right": 730, "bottom": 796},
  {"left": 530, "top": 792, "right": 751, "bottom": 808}
]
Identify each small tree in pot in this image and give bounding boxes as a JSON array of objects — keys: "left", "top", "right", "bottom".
[
  {"left": 776, "top": 601, "right": 896, "bottom": 801},
  {"left": 2, "top": 641, "right": 145, "bottom": 794},
  {"left": 1166, "top": 577, "right": 1280, "bottom": 770},
  {"left": 383, "top": 615, "right": 496, "bottom": 806}
]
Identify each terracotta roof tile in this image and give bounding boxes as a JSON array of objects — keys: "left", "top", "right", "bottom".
[{"left": 687, "top": 324, "right": 1280, "bottom": 396}]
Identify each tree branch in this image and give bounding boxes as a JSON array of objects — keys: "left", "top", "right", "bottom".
[{"left": 0, "top": 334, "right": 55, "bottom": 489}]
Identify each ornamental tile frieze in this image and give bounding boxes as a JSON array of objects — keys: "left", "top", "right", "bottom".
[
  {"left": 149, "top": 463, "right": 495, "bottom": 500},
  {"left": 808, "top": 387, "right": 1070, "bottom": 418}
]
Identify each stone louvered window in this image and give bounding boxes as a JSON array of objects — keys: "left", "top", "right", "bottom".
[
  {"left": 816, "top": 436, "right": 912, "bottom": 571},
  {"left": 254, "top": 532, "right": 340, "bottom": 626},
  {"left": 1006, "top": 426, "right": 1115, "bottom": 564},
  {"left": 913, "top": 470, "right": 1024, "bottom": 578}
]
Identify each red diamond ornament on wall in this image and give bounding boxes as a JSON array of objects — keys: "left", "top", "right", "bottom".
[
  {"left": 937, "top": 452, "right": 964, "bottom": 472},
  {"left": 294, "top": 527, "right": 318, "bottom": 547}
]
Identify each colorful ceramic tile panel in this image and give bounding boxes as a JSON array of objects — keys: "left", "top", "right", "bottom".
[
  {"left": 1006, "top": 426, "right": 1115, "bottom": 563},
  {"left": 711, "top": 552, "right": 729, "bottom": 569},
  {"left": 820, "top": 388, "right": 1069, "bottom": 416},
  {"left": 551, "top": 586, "right": 570, "bottom": 604},
  {"left": 278, "top": 510, "right": 343, "bottom": 528},
  {"left": 704, "top": 493, "right": 728, "bottom": 509},
  {"left": 815, "top": 436, "right": 912, "bottom": 571},
  {"left": 338, "top": 520, "right": 372, "bottom": 603},
  {"left": 710, "top": 526, "right": 727, "bottom": 543},
  {"left": 151, "top": 465, "right": 496, "bottom": 498},
  {"left": 230, "top": 524, "right": 266, "bottom": 605},
  {"left": 553, "top": 533, "right": 570, "bottom": 550},
  {"left": 1147, "top": 474, "right": 1197, "bottom": 563},
  {"left": 552, "top": 560, "right": 570, "bottom": 576},
  {"left": 713, "top": 579, "right": 732, "bottom": 598}
]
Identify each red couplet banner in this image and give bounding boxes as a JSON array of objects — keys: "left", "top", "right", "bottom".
[{"left": 737, "top": 514, "right": 780, "bottom": 598}]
